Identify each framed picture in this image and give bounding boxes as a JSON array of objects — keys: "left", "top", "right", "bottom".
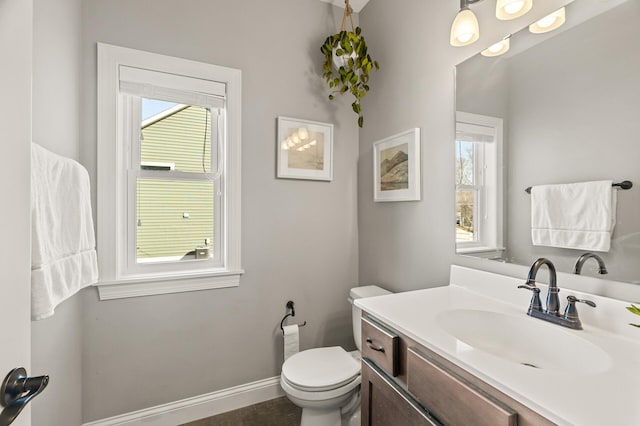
[
  {"left": 277, "top": 117, "right": 333, "bottom": 181},
  {"left": 373, "top": 128, "right": 421, "bottom": 202}
]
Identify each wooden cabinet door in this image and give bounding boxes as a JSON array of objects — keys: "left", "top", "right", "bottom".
[
  {"left": 361, "top": 358, "right": 441, "bottom": 426},
  {"left": 407, "top": 348, "right": 518, "bottom": 426}
]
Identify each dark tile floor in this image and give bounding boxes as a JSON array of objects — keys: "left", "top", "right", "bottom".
[{"left": 182, "top": 397, "right": 301, "bottom": 426}]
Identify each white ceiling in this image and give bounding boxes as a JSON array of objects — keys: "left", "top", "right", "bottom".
[{"left": 317, "top": 0, "right": 370, "bottom": 13}]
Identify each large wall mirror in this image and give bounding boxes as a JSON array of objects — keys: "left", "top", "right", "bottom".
[{"left": 455, "top": 0, "right": 640, "bottom": 284}]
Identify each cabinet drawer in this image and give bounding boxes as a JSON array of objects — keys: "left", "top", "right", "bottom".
[
  {"left": 407, "top": 347, "right": 517, "bottom": 426},
  {"left": 362, "top": 358, "right": 441, "bottom": 426},
  {"left": 362, "top": 317, "right": 399, "bottom": 376}
]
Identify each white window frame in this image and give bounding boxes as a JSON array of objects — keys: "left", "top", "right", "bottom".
[
  {"left": 96, "top": 43, "right": 242, "bottom": 300},
  {"left": 455, "top": 111, "right": 504, "bottom": 254}
]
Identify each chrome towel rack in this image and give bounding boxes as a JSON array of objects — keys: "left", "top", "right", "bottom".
[
  {"left": 280, "top": 300, "right": 307, "bottom": 335},
  {"left": 525, "top": 180, "right": 632, "bottom": 194}
]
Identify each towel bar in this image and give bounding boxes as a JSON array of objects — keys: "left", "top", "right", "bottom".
[{"left": 525, "top": 180, "right": 632, "bottom": 194}]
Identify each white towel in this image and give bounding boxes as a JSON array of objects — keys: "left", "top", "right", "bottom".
[
  {"left": 31, "top": 143, "right": 99, "bottom": 320},
  {"left": 531, "top": 180, "right": 616, "bottom": 252}
]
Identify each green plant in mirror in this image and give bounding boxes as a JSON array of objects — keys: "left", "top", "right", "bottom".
[
  {"left": 626, "top": 304, "right": 640, "bottom": 327},
  {"left": 321, "top": 26, "right": 379, "bottom": 128}
]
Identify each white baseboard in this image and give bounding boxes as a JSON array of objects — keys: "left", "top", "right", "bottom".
[{"left": 82, "top": 376, "right": 284, "bottom": 426}]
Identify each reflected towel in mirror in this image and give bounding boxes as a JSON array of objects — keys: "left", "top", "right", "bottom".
[{"left": 530, "top": 180, "right": 616, "bottom": 252}]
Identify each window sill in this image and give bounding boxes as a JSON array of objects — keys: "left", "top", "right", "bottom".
[
  {"left": 456, "top": 246, "right": 505, "bottom": 254},
  {"left": 96, "top": 269, "right": 244, "bottom": 300}
]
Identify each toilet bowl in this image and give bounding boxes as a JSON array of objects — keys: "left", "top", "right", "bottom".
[{"left": 280, "top": 286, "right": 391, "bottom": 426}]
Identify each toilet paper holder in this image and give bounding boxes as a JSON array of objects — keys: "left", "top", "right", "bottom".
[{"left": 280, "top": 300, "right": 307, "bottom": 335}]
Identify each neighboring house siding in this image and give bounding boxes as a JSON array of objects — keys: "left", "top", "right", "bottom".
[{"left": 137, "top": 105, "right": 214, "bottom": 259}]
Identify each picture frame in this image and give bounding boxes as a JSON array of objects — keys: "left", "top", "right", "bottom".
[
  {"left": 373, "top": 128, "right": 421, "bottom": 202},
  {"left": 277, "top": 117, "right": 333, "bottom": 181}
]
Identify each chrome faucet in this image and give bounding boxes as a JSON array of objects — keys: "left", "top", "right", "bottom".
[
  {"left": 574, "top": 253, "right": 608, "bottom": 275},
  {"left": 518, "top": 258, "right": 596, "bottom": 330}
]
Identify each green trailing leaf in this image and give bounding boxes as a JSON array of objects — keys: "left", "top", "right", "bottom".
[
  {"left": 625, "top": 305, "right": 640, "bottom": 328},
  {"left": 319, "top": 26, "right": 379, "bottom": 128},
  {"left": 627, "top": 304, "right": 640, "bottom": 315}
]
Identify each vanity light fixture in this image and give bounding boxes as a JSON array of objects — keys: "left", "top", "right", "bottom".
[
  {"left": 496, "top": 0, "right": 533, "bottom": 20},
  {"left": 529, "top": 7, "right": 566, "bottom": 34},
  {"left": 451, "top": 0, "right": 533, "bottom": 47},
  {"left": 481, "top": 35, "right": 511, "bottom": 57},
  {"left": 450, "top": 0, "right": 483, "bottom": 47}
]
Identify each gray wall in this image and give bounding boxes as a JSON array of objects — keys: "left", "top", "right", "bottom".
[
  {"left": 456, "top": 53, "right": 509, "bottom": 120},
  {"left": 31, "top": 0, "right": 84, "bottom": 425},
  {"left": 357, "top": 0, "right": 567, "bottom": 290},
  {"left": 80, "top": 0, "right": 359, "bottom": 421}
]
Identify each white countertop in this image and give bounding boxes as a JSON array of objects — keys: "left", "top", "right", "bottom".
[{"left": 355, "top": 266, "right": 640, "bottom": 425}]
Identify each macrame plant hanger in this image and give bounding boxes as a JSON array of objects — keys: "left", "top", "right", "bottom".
[{"left": 340, "top": 0, "right": 355, "bottom": 32}]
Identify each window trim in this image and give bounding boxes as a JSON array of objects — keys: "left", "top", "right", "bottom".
[
  {"left": 97, "top": 43, "right": 242, "bottom": 300},
  {"left": 455, "top": 111, "right": 504, "bottom": 254}
]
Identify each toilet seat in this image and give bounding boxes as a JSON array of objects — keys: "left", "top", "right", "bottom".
[
  {"left": 280, "top": 373, "right": 362, "bottom": 403},
  {"left": 282, "top": 347, "right": 361, "bottom": 392}
]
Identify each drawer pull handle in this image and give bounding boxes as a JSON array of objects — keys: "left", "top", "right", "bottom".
[{"left": 366, "top": 337, "right": 385, "bottom": 353}]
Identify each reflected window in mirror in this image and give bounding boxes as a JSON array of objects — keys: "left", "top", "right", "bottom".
[{"left": 455, "top": 112, "right": 504, "bottom": 254}]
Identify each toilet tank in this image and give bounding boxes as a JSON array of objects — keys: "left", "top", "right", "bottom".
[{"left": 348, "top": 285, "right": 391, "bottom": 351}]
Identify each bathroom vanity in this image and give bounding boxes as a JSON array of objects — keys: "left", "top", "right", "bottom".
[{"left": 355, "top": 266, "right": 640, "bottom": 425}]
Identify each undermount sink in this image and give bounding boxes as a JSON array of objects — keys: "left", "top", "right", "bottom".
[{"left": 436, "top": 309, "right": 612, "bottom": 374}]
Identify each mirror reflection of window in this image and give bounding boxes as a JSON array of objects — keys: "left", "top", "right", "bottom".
[
  {"left": 455, "top": 112, "right": 503, "bottom": 254},
  {"left": 455, "top": 139, "right": 478, "bottom": 243}
]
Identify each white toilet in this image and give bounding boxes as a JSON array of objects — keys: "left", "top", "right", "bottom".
[{"left": 280, "top": 285, "right": 391, "bottom": 426}]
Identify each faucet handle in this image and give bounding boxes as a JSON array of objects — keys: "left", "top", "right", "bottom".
[
  {"left": 518, "top": 284, "right": 542, "bottom": 313},
  {"left": 563, "top": 295, "right": 596, "bottom": 327},
  {"left": 517, "top": 284, "right": 538, "bottom": 292},
  {"left": 566, "top": 295, "right": 596, "bottom": 308}
]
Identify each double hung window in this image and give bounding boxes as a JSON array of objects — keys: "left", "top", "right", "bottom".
[
  {"left": 455, "top": 112, "right": 503, "bottom": 253},
  {"left": 97, "top": 44, "right": 242, "bottom": 299}
]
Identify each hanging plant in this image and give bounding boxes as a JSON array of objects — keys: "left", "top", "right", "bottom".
[{"left": 320, "top": 0, "right": 379, "bottom": 128}]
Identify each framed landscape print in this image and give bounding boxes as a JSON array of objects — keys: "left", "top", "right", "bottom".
[
  {"left": 277, "top": 117, "right": 333, "bottom": 181},
  {"left": 373, "top": 128, "right": 421, "bottom": 202}
]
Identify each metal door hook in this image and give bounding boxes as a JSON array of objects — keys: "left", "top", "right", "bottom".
[{"left": 0, "top": 367, "right": 49, "bottom": 426}]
